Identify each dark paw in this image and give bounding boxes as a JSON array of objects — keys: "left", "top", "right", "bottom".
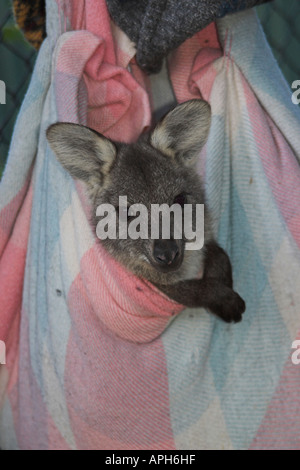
[
  {"left": 212, "top": 289, "right": 246, "bottom": 323},
  {"left": 204, "top": 242, "right": 234, "bottom": 288}
]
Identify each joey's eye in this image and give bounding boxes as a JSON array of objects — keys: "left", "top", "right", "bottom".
[{"left": 174, "top": 193, "right": 187, "bottom": 207}]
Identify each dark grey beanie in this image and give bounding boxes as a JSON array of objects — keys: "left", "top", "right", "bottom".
[{"left": 106, "top": 0, "right": 271, "bottom": 73}]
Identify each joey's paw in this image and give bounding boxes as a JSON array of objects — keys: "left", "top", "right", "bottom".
[{"left": 212, "top": 289, "right": 246, "bottom": 323}]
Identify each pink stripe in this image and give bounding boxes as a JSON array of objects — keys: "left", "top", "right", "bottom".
[
  {"left": 67, "top": 244, "right": 183, "bottom": 344},
  {"left": 242, "top": 79, "right": 300, "bottom": 248},
  {"left": 190, "top": 49, "right": 222, "bottom": 102},
  {"left": 65, "top": 277, "right": 176, "bottom": 449},
  {"left": 0, "top": 175, "right": 31, "bottom": 255},
  {"left": 9, "top": 311, "right": 68, "bottom": 450},
  {"left": 250, "top": 338, "right": 300, "bottom": 450},
  {"left": 0, "top": 185, "right": 33, "bottom": 346},
  {"left": 55, "top": 31, "right": 151, "bottom": 143},
  {"left": 170, "top": 23, "right": 222, "bottom": 103},
  {"left": 48, "top": 416, "right": 72, "bottom": 451},
  {"left": 67, "top": 0, "right": 117, "bottom": 64}
]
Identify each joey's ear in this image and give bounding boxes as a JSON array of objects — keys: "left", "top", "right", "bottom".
[
  {"left": 150, "top": 100, "right": 211, "bottom": 167},
  {"left": 46, "top": 123, "right": 117, "bottom": 188}
]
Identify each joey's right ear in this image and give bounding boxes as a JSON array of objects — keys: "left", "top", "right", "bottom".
[
  {"left": 150, "top": 100, "right": 211, "bottom": 168},
  {"left": 46, "top": 123, "right": 117, "bottom": 190}
]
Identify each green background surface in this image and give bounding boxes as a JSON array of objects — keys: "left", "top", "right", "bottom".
[{"left": 0, "top": 0, "right": 36, "bottom": 176}]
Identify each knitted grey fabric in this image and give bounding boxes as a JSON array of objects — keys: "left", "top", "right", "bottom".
[{"left": 106, "top": 0, "right": 271, "bottom": 73}]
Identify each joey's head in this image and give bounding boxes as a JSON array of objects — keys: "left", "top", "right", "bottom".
[{"left": 46, "top": 100, "right": 211, "bottom": 284}]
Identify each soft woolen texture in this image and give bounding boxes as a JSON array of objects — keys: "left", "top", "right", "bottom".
[
  {"left": 13, "top": 0, "right": 271, "bottom": 55},
  {"left": 106, "top": 0, "right": 271, "bottom": 72},
  {"left": 0, "top": 0, "right": 300, "bottom": 450}
]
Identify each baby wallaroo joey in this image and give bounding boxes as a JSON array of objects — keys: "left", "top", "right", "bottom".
[{"left": 47, "top": 100, "right": 245, "bottom": 323}]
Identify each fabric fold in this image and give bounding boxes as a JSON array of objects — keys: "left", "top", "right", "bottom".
[{"left": 106, "top": 0, "right": 271, "bottom": 73}]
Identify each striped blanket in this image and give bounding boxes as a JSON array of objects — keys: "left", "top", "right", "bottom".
[{"left": 0, "top": 0, "right": 300, "bottom": 450}]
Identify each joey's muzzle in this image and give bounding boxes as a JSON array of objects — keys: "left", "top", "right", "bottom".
[{"left": 151, "top": 239, "right": 183, "bottom": 272}]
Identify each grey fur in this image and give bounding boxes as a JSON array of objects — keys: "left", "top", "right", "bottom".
[
  {"left": 47, "top": 100, "right": 245, "bottom": 323},
  {"left": 151, "top": 100, "right": 211, "bottom": 165}
]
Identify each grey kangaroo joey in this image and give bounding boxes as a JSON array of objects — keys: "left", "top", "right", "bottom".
[{"left": 47, "top": 100, "right": 246, "bottom": 323}]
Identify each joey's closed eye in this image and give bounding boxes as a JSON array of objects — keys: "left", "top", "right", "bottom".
[{"left": 173, "top": 193, "right": 188, "bottom": 207}]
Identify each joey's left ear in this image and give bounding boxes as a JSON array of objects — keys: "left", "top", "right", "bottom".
[
  {"left": 46, "top": 123, "right": 117, "bottom": 198},
  {"left": 150, "top": 99, "right": 211, "bottom": 167}
]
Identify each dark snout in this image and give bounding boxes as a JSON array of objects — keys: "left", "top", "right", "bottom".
[{"left": 152, "top": 239, "right": 183, "bottom": 272}]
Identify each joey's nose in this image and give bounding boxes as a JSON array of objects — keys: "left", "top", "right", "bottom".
[{"left": 153, "top": 240, "right": 179, "bottom": 266}]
